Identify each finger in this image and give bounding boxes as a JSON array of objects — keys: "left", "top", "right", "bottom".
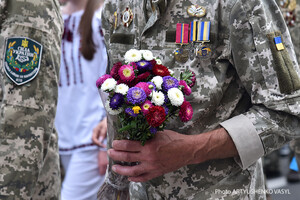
[
  {"left": 112, "top": 140, "right": 142, "bottom": 152},
  {"left": 92, "top": 131, "right": 101, "bottom": 146},
  {"left": 112, "top": 164, "right": 145, "bottom": 177},
  {"left": 108, "top": 149, "right": 141, "bottom": 162}
]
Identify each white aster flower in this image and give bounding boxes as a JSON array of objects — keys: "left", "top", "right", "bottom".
[
  {"left": 168, "top": 88, "right": 184, "bottom": 106},
  {"left": 142, "top": 50, "right": 154, "bottom": 61},
  {"left": 115, "top": 83, "right": 129, "bottom": 95},
  {"left": 124, "top": 49, "right": 142, "bottom": 62},
  {"left": 151, "top": 91, "right": 165, "bottom": 106},
  {"left": 101, "top": 78, "right": 117, "bottom": 92},
  {"left": 155, "top": 58, "right": 162, "bottom": 65},
  {"left": 105, "top": 99, "right": 123, "bottom": 115},
  {"left": 151, "top": 76, "right": 163, "bottom": 90}
]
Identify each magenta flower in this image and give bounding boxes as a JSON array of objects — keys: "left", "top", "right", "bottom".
[
  {"left": 135, "top": 82, "right": 152, "bottom": 96},
  {"left": 110, "top": 62, "right": 122, "bottom": 80},
  {"left": 118, "top": 65, "right": 135, "bottom": 83},
  {"left": 179, "top": 80, "right": 192, "bottom": 96},
  {"left": 141, "top": 100, "right": 153, "bottom": 115},
  {"left": 179, "top": 101, "right": 193, "bottom": 122},
  {"left": 96, "top": 74, "right": 112, "bottom": 88},
  {"left": 189, "top": 71, "right": 196, "bottom": 88}
]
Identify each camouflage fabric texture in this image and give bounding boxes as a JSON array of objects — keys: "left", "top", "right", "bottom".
[
  {"left": 101, "top": 0, "right": 300, "bottom": 199},
  {"left": 0, "top": 0, "right": 63, "bottom": 199},
  {"left": 277, "top": 0, "right": 300, "bottom": 168}
]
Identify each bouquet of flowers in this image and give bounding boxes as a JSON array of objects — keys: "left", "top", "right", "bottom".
[
  {"left": 96, "top": 49, "right": 196, "bottom": 145},
  {"left": 96, "top": 49, "right": 196, "bottom": 200}
]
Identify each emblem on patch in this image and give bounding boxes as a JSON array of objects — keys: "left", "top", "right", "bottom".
[
  {"left": 197, "top": 46, "right": 212, "bottom": 58},
  {"left": 187, "top": 5, "right": 206, "bottom": 18},
  {"left": 3, "top": 37, "right": 43, "bottom": 85}
]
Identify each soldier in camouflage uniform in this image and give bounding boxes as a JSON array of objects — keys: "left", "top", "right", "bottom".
[
  {"left": 99, "top": 0, "right": 300, "bottom": 199},
  {"left": 277, "top": 0, "right": 300, "bottom": 180},
  {"left": 0, "top": 0, "right": 63, "bottom": 199}
]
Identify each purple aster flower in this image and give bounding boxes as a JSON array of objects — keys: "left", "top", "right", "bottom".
[
  {"left": 162, "top": 76, "right": 179, "bottom": 91},
  {"left": 127, "top": 87, "right": 147, "bottom": 105},
  {"left": 109, "top": 93, "right": 124, "bottom": 110},
  {"left": 150, "top": 127, "right": 157, "bottom": 135},
  {"left": 125, "top": 108, "right": 138, "bottom": 117},
  {"left": 163, "top": 104, "right": 169, "bottom": 115},
  {"left": 164, "top": 93, "right": 169, "bottom": 103},
  {"left": 147, "top": 82, "right": 156, "bottom": 91},
  {"left": 136, "top": 60, "right": 153, "bottom": 72}
]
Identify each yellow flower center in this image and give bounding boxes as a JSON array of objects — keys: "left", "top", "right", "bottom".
[
  {"left": 132, "top": 106, "right": 141, "bottom": 114},
  {"left": 123, "top": 68, "right": 131, "bottom": 77}
]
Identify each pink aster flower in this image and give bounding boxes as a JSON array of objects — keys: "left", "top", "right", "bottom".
[
  {"left": 135, "top": 82, "right": 152, "bottom": 96},
  {"left": 96, "top": 74, "right": 112, "bottom": 88},
  {"left": 179, "top": 80, "right": 192, "bottom": 96},
  {"left": 189, "top": 71, "right": 196, "bottom": 88},
  {"left": 179, "top": 101, "right": 193, "bottom": 122},
  {"left": 118, "top": 65, "right": 135, "bottom": 83},
  {"left": 141, "top": 100, "right": 153, "bottom": 115}
]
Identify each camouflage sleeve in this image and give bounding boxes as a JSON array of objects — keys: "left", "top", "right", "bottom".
[
  {"left": 221, "top": 0, "right": 300, "bottom": 169},
  {"left": 0, "top": 0, "right": 63, "bottom": 198}
]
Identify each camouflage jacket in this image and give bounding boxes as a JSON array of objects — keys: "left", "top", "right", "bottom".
[
  {"left": 102, "top": 0, "right": 300, "bottom": 199},
  {"left": 277, "top": 0, "right": 300, "bottom": 167},
  {"left": 0, "top": 0, "right": 63, "bottom": 199}
]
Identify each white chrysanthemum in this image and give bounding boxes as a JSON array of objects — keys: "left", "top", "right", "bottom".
[
  {"left": 115, "top": 83, "right": 129, "bottom": 95},
  {"left": 101, "top": 78, "right": 117, "bottom": 91},
  {"left": 155, "top": 58, "right": 162, "bottom": 65},
  {"left": 151, "top": 91, "right": 165, "bottom": 106},
  {"left": 105, "top": 99, "right": 123, "bottom": 115},
  {"left": 151, "top": 76, "right": 163, "bottom": 90},
  {"left": 124, "top": 49, "right": 142, "bottom": 62},
  {"left": 168, "top": 88, "right": 184, "bottom": 106},
  {"left": 168, "top": 69, "right": 174, "bottom": 76},
  {"left": 142, "top": 50, "right": 154, "bottom": 61}
]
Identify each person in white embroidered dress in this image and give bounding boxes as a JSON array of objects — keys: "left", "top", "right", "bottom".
[{"left": 55, "top": 0, "right": 108, "bottom": 199}]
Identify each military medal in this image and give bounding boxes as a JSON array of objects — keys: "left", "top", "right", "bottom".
[
  {"left": 195, "top": 21, "right": 212, "bottom": 58},
  {"left": 175, "top": 23, "right": 189, "bottom": 63},
  {"left": 187, "top": 4, "right": 206, "bottom": 18},
  {"left": 188, "top": 20, "right": 198, "bottom": 60},
  {"left": 121, "top": 7, "right": 133, "bottom": 27},
  {"left": 113, "top": 11, "right": 118, "bottom": 30}
]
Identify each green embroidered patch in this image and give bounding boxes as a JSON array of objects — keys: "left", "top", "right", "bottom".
[{"left": 3, "top": 37, "right": 43, "bottom": 85}]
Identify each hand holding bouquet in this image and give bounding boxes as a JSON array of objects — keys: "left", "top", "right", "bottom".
[{"left": 96, "top": 49, "right": 196, "bottom": 145}]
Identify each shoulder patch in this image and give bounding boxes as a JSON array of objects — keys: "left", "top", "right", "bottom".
[{"left": 3, "top": 37, "right": 43, "bottom": 85}]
